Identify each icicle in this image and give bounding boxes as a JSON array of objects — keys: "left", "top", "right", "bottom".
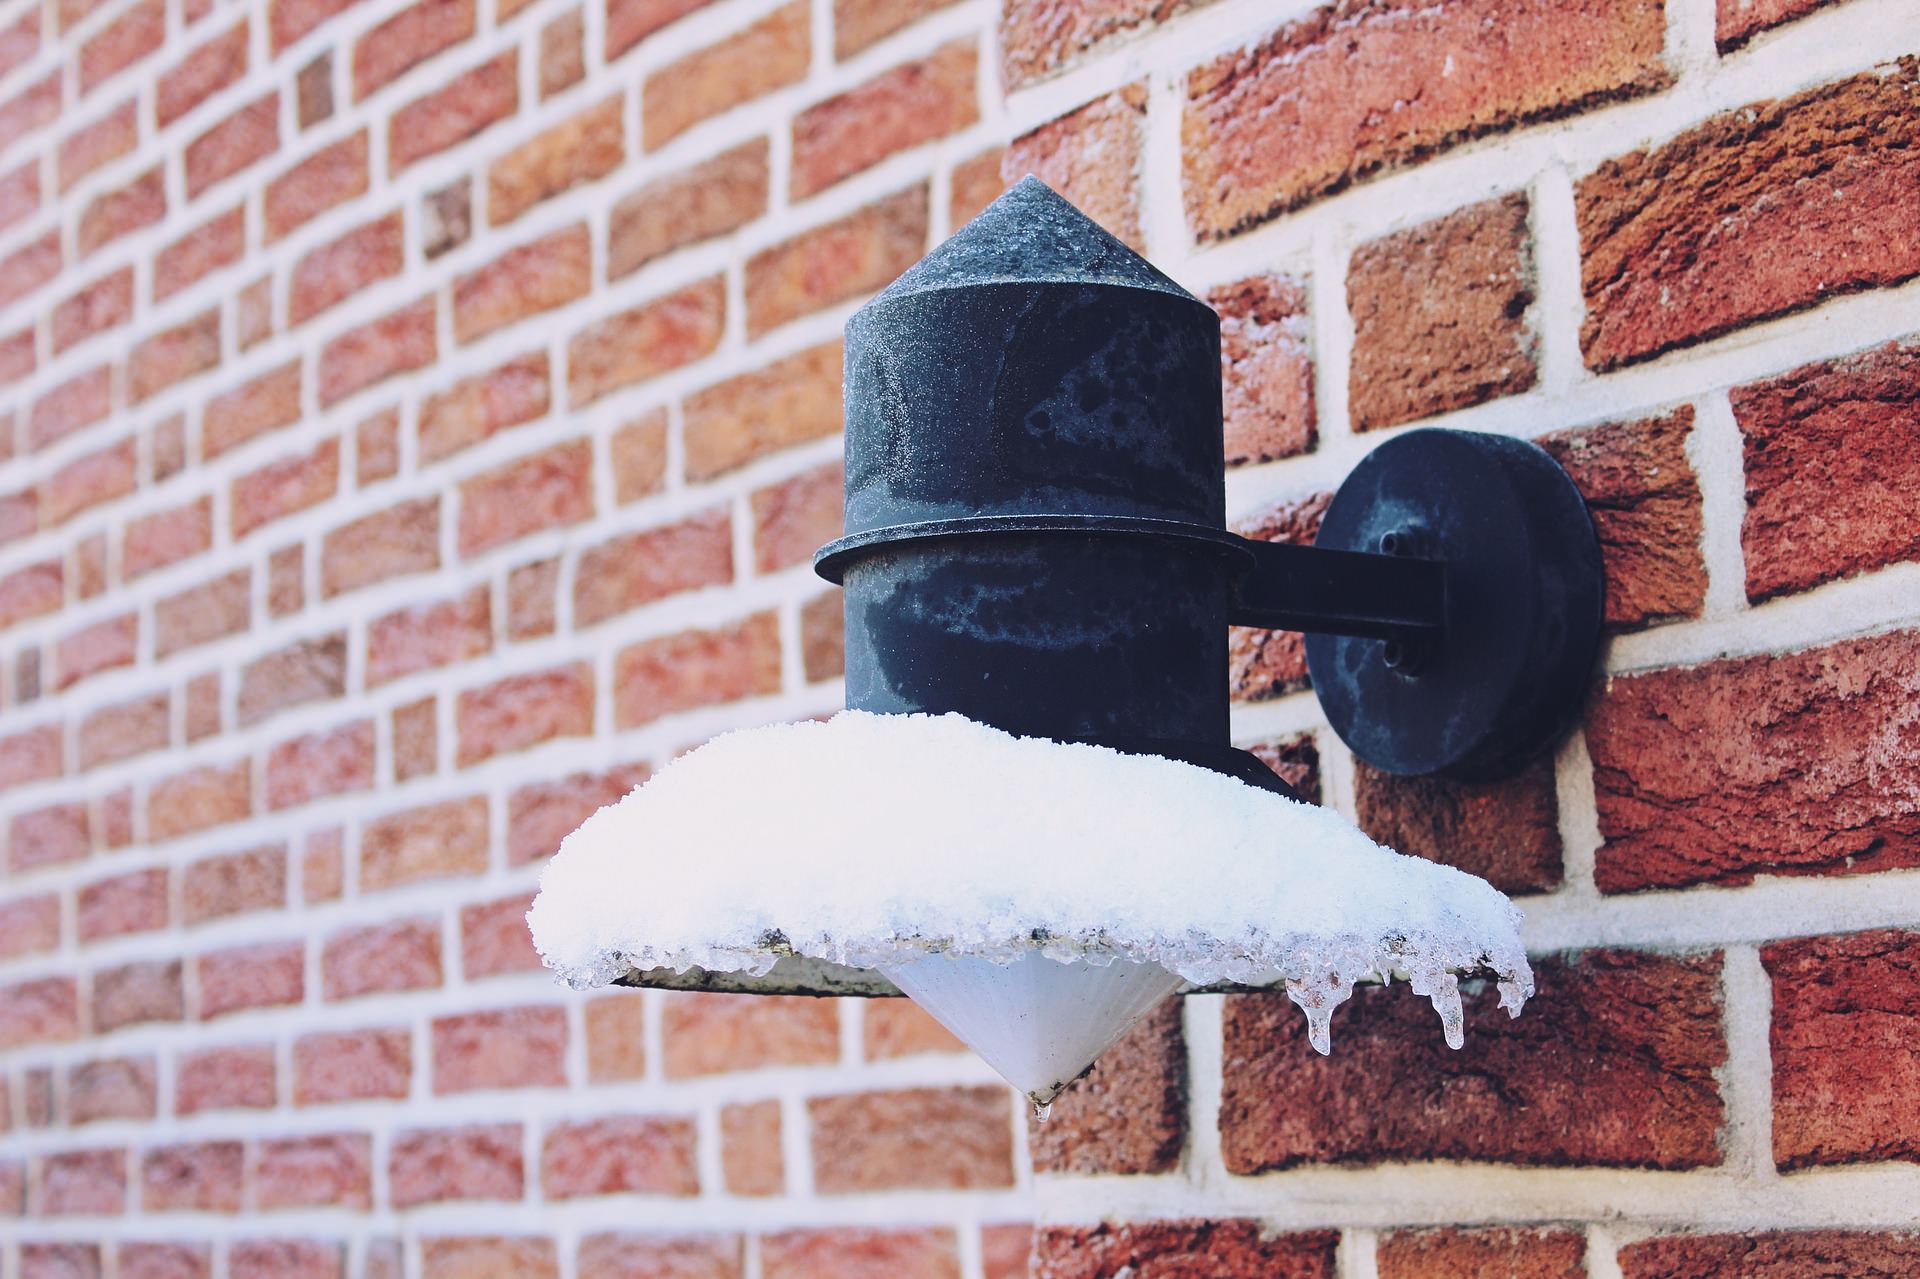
[
  {"left": 1429, "top": 976, "right": 1465, "bottom": 1050},
  {"left": 1303, "top": 1005, "right": 1333, "bottom": 1055},
  {"left": 1032, "top": 1099, "right": 1052, "bottom": 1123}
]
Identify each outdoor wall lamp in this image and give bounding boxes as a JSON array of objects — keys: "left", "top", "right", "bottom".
[{"left": 531, "top": 179, "right": 1603, "bottom": 1108}]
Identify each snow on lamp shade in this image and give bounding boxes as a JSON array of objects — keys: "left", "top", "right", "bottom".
[{"left": 527, "top": 711, "right": 1535, "bottom": 1105}]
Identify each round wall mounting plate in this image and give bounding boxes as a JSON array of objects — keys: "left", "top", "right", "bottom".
[{"left": 1304, "top": 428, "right": 1604, "bottom": 781}]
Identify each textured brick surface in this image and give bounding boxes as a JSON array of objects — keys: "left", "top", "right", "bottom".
[
  {"left": 1002, "top": 0, "right": 1198, "bottom": 88},
  {"left": 1030, "top": 997, "right": 1184, "bottom": 1175},
  {"left": 567, "top": 276, "right": 725, "bottom": 407},
  {"left": 746, "top": 187, "right": 926, "bottom": 337},
  {"left": 541, "top": 1115, "right": 700, "bottom": 1198},
  {"left": 762, "top": 1229, "right": 962, "bottom": 1279},
  {"left": 811, "top": 1086, "right": 1015, "bottom": 1192},
  {"left": 256, "top": 1132, "right": 373, "bottom": 1209},
  {"left": 642, "top": 2, "right": 809, "bottom": 148},
  {"left": 720, "top": 1099, "right": 783, "bottom": 1195},
  {"left": 1716, "top": 0, "right": 1841, "bottom": 50},
  {"left": 1035, "top": 1223, "right": 1338, "bottom": 1279},
  {"left": 1618, "top": 1231, "right": 1920, "bottom": 1278},
  {"left": 609, "top": 140, "right": 767, "bottom": 278},
  {"left": 1377, "top": 1227, "right": 1586, "bottom": 1279},
  {"left": 1210, "top": 275, "right": 1314, "bottom": 466},
  {"left": 793, "top": 40, "right": 977, "bottom": 199},
  {"left": 1353, "top": 756, "right": 1563, "bottom": 893},
  {"left": 579, "top": 1234, "right": 744, "bottom": 1279},
  {"left": 390, "top": 1123, "right": 524, "bottom": 1206},
  {"left": 432, "top": 1005, "right": 568, "bottom": 1092},
  {"left": 1003, "top": 84, "right": 1146, "bottom": 250},
  {"left": 662, "top": 993, "right": 838, "bottom": 1077}
]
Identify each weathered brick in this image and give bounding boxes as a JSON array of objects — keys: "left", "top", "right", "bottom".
[
  {"left": 21, "top": 1244, "right": 105, "bottom": 1278},
  {"left": 294, "top": 1027, "right": 411, "bottom": 1104},
  {"left": 271, "top": 0, "right": 364, "bottom": 50},
  {"left": 567, "top": 275, "right": 725, "bottom": 407},
  {"left": 54, "top": 613, "right": 137, "bottom": 689},
  {"left": 1733, "top": 339, "right": 1920, "bottom": 603},
  {"left": 0, "top": 161, "right": 38, "bottom": 234},
  {"left": 290, "top": 214, "right": 402, "bottom": 325},
  {"left": 42, "top": 437, "right": 136, "bottom": 526},
  {"left": 643, "top": 2, "right": 808, "bottom": 148},
  {"left": 745, "top": 187, "right": 926, "bottom": 337},
  {"left": 323, "top": 918, "right": 443, "bottom": 999},
  {"left": 608, "top": 139, "right": 768, "bottom": 278},
  {"left": 267, "top": 547, "right": 305, "bottom": 618},
  {"left": 0, "top": 727, "right": 65, "bottom": 800},
  {"left": 1227, "top": 493, "right": 1328, "bottom": 701},
  {"left": 539, "top": 8, "right": 582, "bottom": 95},
  {"left": 237, "top": 276, "right": 274, "bottom": 348},
  {"left": 236, "top": 633, "right": 345, "bottom": 726},
  {"left": 0, "top": 324, "right": 34, "bottom": 384},
  {"left": 91, "top": 961, "right": 182, "bottom": 1033},
  {"left": 79, "top": 0, "right": 164, "bottom": 94},
  {"left": 74, "top": 533, "right": 108, "bottom": 597},
  {"left": 1206, "top": 275, "right": 1315, "bottom": 466},
  {"left": 1222, "top": 950, "right": 1725, "bottom": 1171},
  {"left": 614, "top": 612, "right": 781, "bottom": 727},
  {"left": 1377, "top": 1227, "right": 1586, "bottom": 1279},
  {"left": 255, "top": 1133, "right": 372, "bottom": 1210},
  {"left": 508, "top": 765, "right": 649, "bottom": 865},
  {"left": 154, "top": 569, "right": 250, "bottom": 657},
  {"left": 78, "top": 868, "right": 168, "bottom": 942},
  {"left": 59, "top": 103, "right": 137, "bottom": 194},
  {"left": 1588, "top": 630, "right": 1920, "bottom": 891},
  {"left": 0, "top": 561, "right": 63, "bottom": 630},
  {"left": 721, "top": 1101, "right": 782, "bottom": 1195},
  {"left": 605, "top": 0, "right": 713, "bottom": 58},
  {"left": 455, "top": 662, "right": 593, "bottom": 765},
  {"left": 1353, "top": 756, "right": 1562, "bottom": 894},
  {"left": 793, "top": 40, "right": 976, "bottom": 199},
  {"left": 357, "top": 407, "right": 401, "bottom": 483},
  {"left": 575, "top": 508, "right": 733, "bottom": 626},
  {"left": 490, "top": 95, "right": 621, "bottom": 225},
  {"left": 611, "top": 411, "right": 667, "bottom": 503},
  {"left": 421, "top": 352, "right": 550, "bottom": 463},
  {"left": 433, "top": 1006, "right": 567, "bottom": 1092},
  {"left": 812, "top": 1087, "right": 1013, "bottom": 1192},
  {"left": 53, "top": 265, "right": 132, "bottom": 356},
  {"left": 197, "top": 940, "right": 304, "bottom": 1018},
  {"left": 361, "top": 796, "right": 488, "bottom": 890},
  {"left": 1540, "top": 407, "right": 1706, "bottom": 628},
  {"left": 457, "top": 440, "right": 594, "bottom": 555},
  {"left": 1579, "top": 63, "right": 1920, "bottom": 370},
  {"left": 157, "top": 20, "right": 248, "bottom": 125},
  {"left": 762, "top": 1229, "right": 960, "bottom": 1279},
  {"left": 42, "top": 1148, "right": 128, "bottom": 1214},
  {"left": 459, "top": 890, "right": 540, "bottom": 979},
  {"left": 423, "top": 176, "right": 471, "bottom": 257},
  {"left": 983, "top": 1225, "right": 1033, "bottom": 1279},
  {"left": 318, "top": 297, "right": 437, "bottom": 406},
  {"left": 320, "top": 495, "right": 441, "bottom": 593},
  {"left": 185, "top": 93, "right": 278, "bottom": 197},
  {"left": 391, "top": 1123, "right": 524, "bottom": 1206},
  {"left": 1618, "top": 1230, "right": 1920, "bottom": 1278},
  {"left": 204, "top": 360, "right": 302, "bottom": 458},
  {"left": 368, "top": 587, "right": 492, "bottom": 686},
  {"left": 353, "top": 0, "right": 474, "bottom": 99},
  {"left": 0, "top": 71, "right": 59, "bottom": 160},
  {"left": 175, "top": 1044, "right": 276, "bottom": 1114},
  {"left": 389, "top": 52, "right": 518, "bottom": 173},
  {"left": 121, "top": 1243, "right": 211, "bottom": 1279},
  {"left": 585, "top": 992, "right": 647, "bottom": 1081},
  {"left": 141, "top": 1141, "right": 243, "bottom": 1212},
  {"left": 0, "top": 8, "right": 38, "bottom": 78},
  {"left": 80, "top": 168, "right": 166, "bottom": 256},
  {"left": 542, "top": 1115, "right": 699, "bottom": 1198},
  {"left": 421, "top": 1238, "right": 558, "bottom": 1279},
  {"left": 685, "top": 341, "right": 841, "bottom": 480},
  {"left": 394, "top": 696, "right": 439, "bottom": 780},
  {"left": 232, "top": 438, "right": 340, "bottom": 537},
  {"left": 0, "top": 229, "right": 60, "bottom": 307},
  {"left": 751, "top": 463, "right": 841, "bottom": 572},
  {"left": 580, "top": 1235, "right": 743, "bottom": 1279},
  {"left": 77, "top": 693, "right": 169, "bottom": 771},
  {"left": 267, "top": 719, "right": 376, "bottom": 809},
  {"left": 1184, "top": 0, "right": 1666, "bottom": 239},
  {"left": 1716, "top": 0, "right": 1839, "bottom": 50},
  {"left": 663, "top": 993, "right": 838, "bottom": 1078},
  {"left": 0, "top": 487, "right": 33, "bottom": 546},
  {"left": 1004, "top": 84, "right": 1145, "bottom": 249},
  {"left": 454, "top": 225, "right": 591, "bottom": 344},
  {"left": 228, "top": 1240, "right": 344, "bottom": 1279},
  {"left": 155, "top": 205, "right": 246, "bottom": 300},
  {"left": 68, "top": 1057, "right": 156, "bottom": 1125},
  {"left": 1030, "top": 997, "right": 1183, "bottom": 1174},
  {"left": 29, "top": 365, "right": 108, "bottom": 448},
  {"left": 1035, "top": 1223, "right": 1337, "bottom": 1279},
  {"left": 183, "top": 670, "right": 220, "bottom": 741},
  {"left": 0, "top": 893, "right": 59, "bottom": 958},
  {"left": 302, "top": 828, "right": 345, "bottom": 903}
]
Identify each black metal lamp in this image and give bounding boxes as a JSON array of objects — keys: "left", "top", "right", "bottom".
[{"left": 529, "top": 179, "right": 1600, "bottom": 1106}]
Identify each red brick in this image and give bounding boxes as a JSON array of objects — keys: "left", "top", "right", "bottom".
[
  {"left": 610, "top": 412, "right": 667, "bottom": 503},
  {"left": 762, "top": 1229, "right": 960, "bottom": 1279},
  {"left": 573, "top": 509, "right": 732, "bottom": 627},
  {"left": 271, "top": 0, "right": 364, "bottom": 49},
  {"left": 387, "top": 50, "right": 517, "bottom": 174},
  {"left": 0, "top": 72, "right": 59, "bottom": 158},
  {"left": 508, "top": 765, "right": 650, "bottom": 865},
  {"left": 390, "top": 1123, "right": 524, "bottom": 1206},
  {"left": 812, "top": 1086, "right": 1013, "bottom": 1193},
  {"left": 489, "top": 95, "right": 622, "bottom": 226},
  {"left": 228, "top": 1240, "right": 343, "bottom": 1279},
  {"left": 121, "top": 1243, "right": 211, "bottom": 1279},
  {"left": 1353, "top": 755, "right": 1562, "bottom": 894},
  {"left": 79, "top": 168, "right": 166, "bottom": 256},
  {"left": 1030, "top": 997, "right": 1183, "bottom": 1175},
  {"left": 320, "top": 496, "right": 441, "bottom": 593},
  {"left": 59, "top": 103, "right": 136, "bottom": 194},
  {"left": 155, "top": 206, "right": 246, "bottom": 300},
  {"left": 54, "top": 614, "right": 136, "bottom": 690},
  {"left": 459, "top": 890, "right": 540, "bottom": 979},
  {"left": 353, "top": 0, "right": 475, "bottom": 99},
  {"left": 318, "top": 297, "right": 438, "bottom": 406},
  {"left": 1004, "top": 84, "right": 1146, "bottom": 249},
  {"left": 197, "top": 940, "right": 304, "bottom": 1019},
  {"left": 29, "top": 366, "right": 107, "bottom": 449},
  {"left": 237, "top": 275, "right": 273, "bottom": 348},
  {"left": 366, "top": 587, "right": 491, "bottom": 688},
  {"left": 0, "top": 161, "right": 39, "bottom": 233},
  {"left": 155, "top": 569, "right": 250, "bottom": 657},
  {"left": 453, "top": 225, "right": 589, "bottom": 343},
  {"left": 433, "top": 1005, "right": 567, "bottom": 1092},
  {"left": 584, "top": 993, "right": 646, "bottom": 1081},
  {"left": 0, "top": 488, "right": 33, "bottom": 546},
  {"left": 267, "top": 719, "right": 375, "bottom": 809},
  {"left": 233, "top": 438, "right": 340, "bottom": 537},
  {"left": 1618, "top": 1230, "right": 1920, "bottom": 1278},
  {"left": 945, "top": 147, "right": 1006, "bottom": 229},
  {"left": 157, "top": 20, "right": 248, "bottom": 125},
  {"left": 237, "top": 633, "right": 346, "bottom": 725},
  {"left": 0, "top": 730, "right": 66, "bottom": 804},
  {"left": 68, "top": 1057, "right": 157, "bottom": 1125},
  {"left": 186, "top": 93, "right": 278, "bottom": 197},
  {"left": 458, "top": 441, "right": 594, "bottom": 556},
  {"left": 1540, "top": 407, "right": 1706, "bottom": 628},
  {"left": 609, "top": 139, "right": 767, "bottom": 279},
  {"left": 1208, "top": 275, "right": 1315, "bottom": 466},
  {"left": 567, "top": 275, "right": 725, "bottom": 406},
  {"left": 615, "top": 612, "right": 781, "bottom": 728},
  {"left": 542, "top": 1115, "right": 698, "bottom": 1199},
  {"left": 78, "top": 868, "right": 168, "bottom": 942},
  {"left": 175, "top": 1044, "right": 276, "bottom": 1114},
  {"left": 74, "top": 532, "right": 109, "bottom": 597},
  {"left": 1717, "top": 0, "right": 1839, "bottom": 50},
  {"left": 1226, "top": 493, "right": 1328, "bottom": 702},
  {"left": 91, "top": 961, "right": 182, "bottom": 1033},
  {"left": 76, "top": 693, "right": 168, "bottom": 771},
  {"left": 294, "top": 1028, "right": 411, "bottom": 1104},
  {"left": 148, "top": 760, "right": 251, "bottom": 842},
  {"left": 323, "top": 917, "right": 443, "bottom": 999},
  {"left": 290, "top": 214, "right": 402, "bottom": 325},
  {"left": 42, "top": 1148, "right": 128, "bottom": 1214},
  {"left": 269, "top": 547, "right": 312, "bottom": 618},
  {"left": 642, "top": 3, "right": 809, "bottom": 149},
  {"left": 79, "top": 0, "right": 165, "bottom": 95},
  {"left": 42, "top": 437, "right": 137, "bottom": 526},
  {"left": 420, "top": 352, "right": 550, "bottom": 463},
  {"left": 539, "top": 9, "right": 582, "bottom": 95},
  {"left": 835, "top": 0, "right": 957, "bottom": 55},
  {"left": 580, "top": 1235, "right": 743, "bottom": 1279},
  {"left": 606, "top": 0, "right": 713, "bottom": 58},
  {"left": 361, "top": 797, "right": 488, "bottom": 891},
  {"left": 455, "top": 662, "right": 592, "bottom": 764},
  {"left": 0, "top": 328, "right": 33, "bottom": 389},
  {"left": 1581, "top": 64, "right": 1920, "bottom": 370},
  {"left": 265, "top": 130, "right": 367, "bottom": 240},
  {"left": 357, "top": 407, "right": 400, "bottom": 483},
  {"left": 394, "top": 696, "right": 438, "bottom": 780},
  {"left": 751, "top": 463, "right": 841, "bottom": 572},
  {"left": 0, "top": 561, "right": 62, "bottom": 630},
  {"left": 0, "top": 893, "right": 59, "bottom": 958},
  {"left": 185, "top": 670, "right": 222, "bottom": 740},
  {"left": 423, "top": 176, "right": 471, "bottom": 257},
  {"left": 661, "top": 992, "right": 836, "bottom": 1077},
  {"left": 422, "top": 1238, "right": 557, "bottom": 1279},
  {"left": 252, "top": 1132, "right": 371, "bottom": 1210},
  {"left": 1377, "top": 1227, "right": 1586, "bottom": 1279},
  {"left": 1349, "top": 194, "right": 1536, "bottom": 430},
  {"left": 746, "top": 187, "right": 925, "bottom": 337},
  {"left": 130, "top": 309, "right": 221, "bottom": 403},
  {"left": 1034, "top": 1223, "right": 1337, "bottom": 1279},
  {"left": 983, "top": 1225, "right": 1033, "bottom": 1279},
  {"left": 20, "top": 1244, "right": 104, "bottom": 1278},
  {"left": 863, "top": 1000, "right": 961, "bottom": 1060},
  {"left": 1185, "top": 0, "right": 1665, "bottom": 240},
  {"left": 1733, "top": 339, "right": 1920, "bottom": 603},
  {"left": 1000, "top": 0, "right": 1192, "bottom": 87},
  {"left": 0, "top": 8, "right": 37, "bottom": 77},
  {"left": 302, "top": 828, "right": 344, "bottom": 903},
  {"left": 141, "top": 1141, "right": 242, "bottom": 1212},
  {"left": 0, "top": 229, "right": 60, "bottom": 308},
  {"left": 721, "top": 1101, "right": 782, "bottom": 1195},
  {"left": 1222, "top": 950, "right": 1725, "bottom": 1171},
  {"left": 204, "top": 360, "right": 302, "bottom": 458},
  {"left": 120, "top": 500, "right": 210, "bottom": 583},
  {"left": 792, "top": 40, "right": 976, "bottom": 199},
  {"left": 1590, "top": 630, "right": 1920, "bottom": 891}
]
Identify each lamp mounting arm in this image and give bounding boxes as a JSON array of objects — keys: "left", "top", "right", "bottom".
[{"left": 1227, "top": 538, "right": 1445, "bottom": 642}]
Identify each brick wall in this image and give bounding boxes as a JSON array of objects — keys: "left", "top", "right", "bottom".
[{"left": 1, "top": 0, "right": 1917, "bottom": 1272}]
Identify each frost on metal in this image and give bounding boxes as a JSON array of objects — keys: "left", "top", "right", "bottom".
[{"left": 528, "top": 711, "right": 1534, "bottom": 1071}]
